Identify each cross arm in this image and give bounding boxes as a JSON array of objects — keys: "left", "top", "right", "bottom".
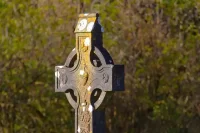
[
  {"left": 90, "top": 65, "right": 124, "bottom": 92},
  {"left": 55, "top": 66, "right": 76, "bottom": 92}
]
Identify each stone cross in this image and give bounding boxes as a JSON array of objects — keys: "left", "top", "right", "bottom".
[{"left": 55, "top": 13, "right": 124, "bottom": 133}]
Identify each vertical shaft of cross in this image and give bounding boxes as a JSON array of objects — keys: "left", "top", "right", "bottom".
[{"left": 75, "top": 25, "right": 93, "bottom": 133}]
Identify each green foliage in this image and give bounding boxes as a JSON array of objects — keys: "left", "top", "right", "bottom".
[{"left": 0, "top": 0, "right": 200, "bottom": 133}]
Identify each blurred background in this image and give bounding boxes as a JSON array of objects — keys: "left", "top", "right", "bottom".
[{"left": 0, "top": 0, "right": 200, "bottom": 133}]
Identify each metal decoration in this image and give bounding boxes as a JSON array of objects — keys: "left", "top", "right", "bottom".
[{"left": 55, "top": 13, "right": 124, "bottom": 133}]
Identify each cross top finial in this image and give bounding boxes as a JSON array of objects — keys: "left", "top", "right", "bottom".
[{"left": 75, "top": 13, "right": 103, "bottom": 33}]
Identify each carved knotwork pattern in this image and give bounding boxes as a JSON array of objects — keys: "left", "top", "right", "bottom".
[
  {"left": 77, "top": 36, "right": 93, "bottom": 133},
  {"left": 103, "top": 73, "right": 109, "bottom": 83},
  {"left": 79, "top": 110, "right": 91, "bottom": 133},
  {"left": 58, "top": 69, "right": 68, "bottom": 88}
]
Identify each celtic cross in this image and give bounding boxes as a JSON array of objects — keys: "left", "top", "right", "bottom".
[{"left": 55, "top": 13, "right": 124, "bottom": 133}]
